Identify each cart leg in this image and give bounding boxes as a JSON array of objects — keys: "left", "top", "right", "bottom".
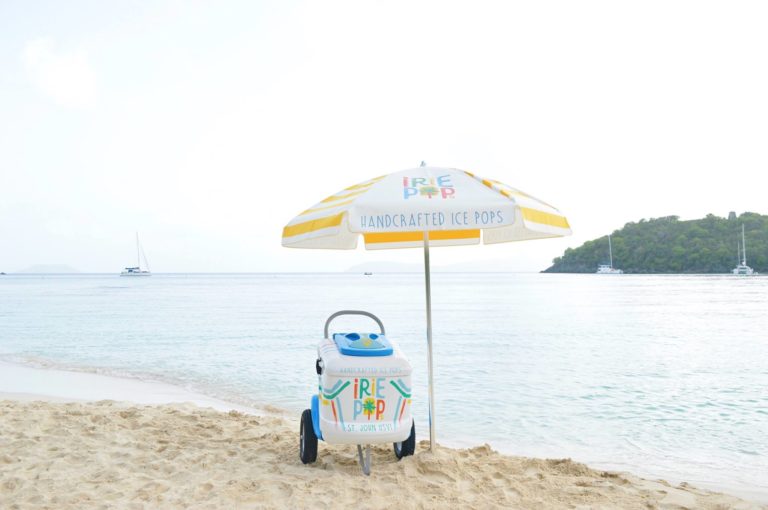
[{"left": 356, "top": 444, "right": 371, "bottom": 476}]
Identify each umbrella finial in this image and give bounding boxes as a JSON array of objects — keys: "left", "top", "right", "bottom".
[{"left": 420, "top": 161, "right": 427, "bottom": 167}]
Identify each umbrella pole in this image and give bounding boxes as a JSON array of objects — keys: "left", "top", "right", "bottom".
[{"left": 423, "top": 230, "right": 436, "bottom": 451}]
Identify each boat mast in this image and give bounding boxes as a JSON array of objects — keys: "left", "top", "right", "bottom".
[
  {"left": 741, "top": 224, "right": 747, "bottom": 265},
  {"left": 608, "top": 235, "right": 614, "bottom": 269}
]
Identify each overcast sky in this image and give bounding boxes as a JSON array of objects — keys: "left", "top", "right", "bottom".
[{"left": 1, "top": 1, "right": 767, "bottom": 272}]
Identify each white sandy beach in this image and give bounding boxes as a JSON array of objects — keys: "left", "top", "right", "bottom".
[{"left": 0, "top": 363, "right": 765, "bottom": 510}]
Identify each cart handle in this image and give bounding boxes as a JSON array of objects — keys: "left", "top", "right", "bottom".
[{"left": 324, "top": 310, "right": 385, "bottom": 338}]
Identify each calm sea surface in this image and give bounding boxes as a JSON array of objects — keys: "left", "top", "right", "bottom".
[{"left": 1, "top": 273, "right": 766, "bottom": 498}]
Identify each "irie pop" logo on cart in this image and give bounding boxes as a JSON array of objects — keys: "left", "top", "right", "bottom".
[
  {"left": 403, "top": 175, "right": 455, "bottom": 200},
  {"left": 350, "top": 377, "right": 412, "bottom": 424},
  {"left": 353, "top": 377, "right": 386, "bottom": 421}
]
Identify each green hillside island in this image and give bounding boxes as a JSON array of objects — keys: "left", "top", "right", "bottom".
[{"left": 544, "top": 212, "right": 767, "bottom": 274}]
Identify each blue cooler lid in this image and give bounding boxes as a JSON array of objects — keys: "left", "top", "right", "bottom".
[{"left": 332, "top": 332, "right": 393, "bottom": 357}]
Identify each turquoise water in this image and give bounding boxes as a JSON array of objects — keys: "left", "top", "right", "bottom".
[{"left": 1, "top": 273, "right": 766, "bottom": 498}]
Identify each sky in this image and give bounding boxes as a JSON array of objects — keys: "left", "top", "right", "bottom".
[{"left": 1, "top": 1, "right": 767, "bottom": 273}]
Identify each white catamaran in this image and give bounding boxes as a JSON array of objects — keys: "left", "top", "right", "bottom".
[
  {"left": 120, "top": 233, "right": 151, "bottom": 276},
  {"left": 732, "top": 224, "right": 757, "bottom": 276},
  {"left": 597, "top": 234, "right": 623, "bottom": 274}
]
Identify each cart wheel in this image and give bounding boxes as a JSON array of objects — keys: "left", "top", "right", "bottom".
[
  {"left": 300, "top": 409, "right": 318, "bottom": 464},
  {"left": 394, "top": 420, "right": 415, "bottom": 459}
]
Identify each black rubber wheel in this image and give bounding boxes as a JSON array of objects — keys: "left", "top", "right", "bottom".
[
  {"left": 394, "top": 420, "right": 416, "bottom": 459},
  {"left": 300, "top": 409, "right": 318, "bottom": 464}
]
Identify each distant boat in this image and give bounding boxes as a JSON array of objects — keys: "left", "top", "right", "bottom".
[
  {"left": 597, "top": 234, "right": 623, "bottom": 274},
  {"left": 364, "top": 272, "right": 373, "bottom": 276},
  {"left": 732, "top": 224, "right": 757, "bottom": 276},
  {"left": 120, "top": 233, "right": 151, "bottom": 276}
]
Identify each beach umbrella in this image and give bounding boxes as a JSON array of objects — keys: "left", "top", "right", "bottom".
[{"left": 282, "top": 165, "right": 571, "bottom": 450}]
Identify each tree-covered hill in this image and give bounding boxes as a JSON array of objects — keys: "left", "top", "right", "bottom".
[{"left": 544, "top": 212, "right": 768, "bottom": 274}]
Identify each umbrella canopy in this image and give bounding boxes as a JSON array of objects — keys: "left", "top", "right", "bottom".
[
  {"left": 282, "top": 166, "right": 571, "bottom": 450},
  {"left": 282, "top": 167, "right": 570, "bottom": 249}
]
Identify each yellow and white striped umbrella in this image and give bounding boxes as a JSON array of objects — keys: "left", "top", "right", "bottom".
[
  {"left": 282, "top": 165, "right": 571, "bottom": 451},
  {"left": 282, "top": 167, "right": 571, "bottom": 249}
]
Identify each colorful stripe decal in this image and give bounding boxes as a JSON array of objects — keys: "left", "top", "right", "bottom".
[
  {"left": 364, "top": 229, "right": 480, "bottom": 245},
  {"left": 283, "top": 212, "right": 344, "bottom": 238},
  {"left": 335, "top": 397, "right": 345, "bottom": 427},
  {"left": 330, "top": 400, "right": 338, "bottom": 424},
  {"left": 323, "top": 380, "right": 342, "bottom": 393},
  {"left": 389, "top": 380, "right": 411, "bottom": 399},
  {"left": 393, "top": 396, "right": 403, "bottom": 427},
  {"left": 321, "top": 380, "right": 350, "bottom": 400},
  {"left": 398, "top": 399, "right": 407, "bottom": 421}
]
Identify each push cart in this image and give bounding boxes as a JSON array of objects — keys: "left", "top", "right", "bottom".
[{"left": 299, "top": 311, "right": 416, "bottom": 474}]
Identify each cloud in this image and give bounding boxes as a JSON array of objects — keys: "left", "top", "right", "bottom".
[{"left": 22, "top": 38, "right": 98, "bottom": 108}]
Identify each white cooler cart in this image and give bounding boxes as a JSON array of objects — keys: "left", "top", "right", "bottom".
[{"left": 299, "top": 310, "right": 416, "bottom": 474}]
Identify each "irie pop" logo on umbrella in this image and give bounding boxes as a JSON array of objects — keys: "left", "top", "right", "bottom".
[{"left": 403, "top": 175, "right": 455, "bottom": 200}]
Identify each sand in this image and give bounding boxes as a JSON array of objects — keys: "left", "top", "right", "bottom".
[{"left": 1, "top": 400, "right": 764, "bottom": 510}]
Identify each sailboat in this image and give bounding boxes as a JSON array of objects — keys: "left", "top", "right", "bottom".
[
  {"left": 120, "top": 233, "right": 152, "bottom": 276},
  {"left": 596, "top": 234, "right": 623, "bottom": 274},
  {"left": 732, "top": 224, "right": 757, "bottom": 275}
]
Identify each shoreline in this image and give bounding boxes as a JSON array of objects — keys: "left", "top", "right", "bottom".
[
  {"left": 0, "top": 360, "right": 260, "bottom": 415},
  {"left": 1, "top": 360, "right": 766, "bottom": 507}
]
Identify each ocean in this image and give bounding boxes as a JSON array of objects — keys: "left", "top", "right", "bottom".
[{"left": 1, "top": 273, "right": 766, "bottom": 499}]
